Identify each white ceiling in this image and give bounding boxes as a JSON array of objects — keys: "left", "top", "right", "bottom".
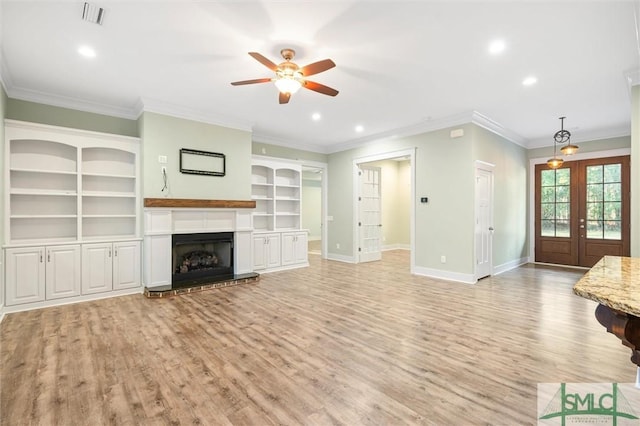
[{"left": 1, "top": 1, "right": 639, "bottom": 153}]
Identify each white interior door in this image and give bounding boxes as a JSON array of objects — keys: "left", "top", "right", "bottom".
[
  {"left": 358, "top": 166, "right": 382, "bottom": 262},
  {"left": 475, "top": 165, "right": 494, "bottom": 279}
]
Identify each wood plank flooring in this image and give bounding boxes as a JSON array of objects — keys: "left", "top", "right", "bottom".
[{"left": 1, "top": 250, "right": 636, "bottom": 425}]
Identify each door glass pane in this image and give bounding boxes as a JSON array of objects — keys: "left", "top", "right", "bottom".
[
  {"left": 541, "top": 220, "right": 555, "bottom": 237},
  {"left": 539, "top": 168, "right": 570, "bottom": 237},
  {"left": 605, "top": 221, "right": 621, "bottom": 240},
  {"left": 556, "top": 169, "right": 570, "bottom": 186},
  {"left": 556, "top": 203, "right": 569, "bottom": 220},
  {"left": 587, "top": 220, "right": 603, "bottom": 238},
  {"left": 604, "top": 183, "right": 621, "bottom": 202},
  {"left": 587, "top": 165, "right": 603, "bottom": 183},
  {"left": 586, "top": 184, "right": 603, "bottom": 202},
  {"left": 556, "top": 186, "right": 570, "bottom": 202},
  {"left": 541, "top": 170, "right": 555, "bottom": 187},
  {"left": 585, "top": 163, "right": 622, "bottom": 240},
  {"left": 604, "top": 164, "right": 621, "bottom": 183},
  {"left": 556, "top": 220, "right": 570, "bottom": 237},
  {"left": 541, "top": 187, "right": 555, "bottom": 203},
  {"left": 541, "top": 204, "right": 555, "bottom": 220},
  {"left": 604, "top": 202, "right": 621, "bottom": 220}
]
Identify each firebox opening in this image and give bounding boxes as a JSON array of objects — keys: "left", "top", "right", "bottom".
[{"left": 172, "top": 232, "right": 234, "bottom": 288}]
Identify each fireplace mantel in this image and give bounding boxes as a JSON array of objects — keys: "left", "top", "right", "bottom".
[
  {"left": 144, "top": 198, "right": 256, "bottom": 209},
  {"left": 143, "top": 205, "right": 254, "bottom": 288}
]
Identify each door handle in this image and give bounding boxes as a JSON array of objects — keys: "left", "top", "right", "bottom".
[{"left": 580, "top": 225, "right": 585, "bottom": 229}]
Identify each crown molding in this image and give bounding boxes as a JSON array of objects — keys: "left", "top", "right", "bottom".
[
  {"left": 469, "top": 111, "right": 529, "bottom": 147},
  {"left": 322, "top": 110, "right": 529, "bottom": 154},
  {"left": 5, "top": 85, "right": 138, "bottom": 120},
  {"left": 527, "top": 123, "right": 631, "bottom": 149},
  {"left": 252, "top": 132, "right": 329, "bottom": 154},
  {"left": 138, "top": 97, "right": 253, "bottom": 133}
]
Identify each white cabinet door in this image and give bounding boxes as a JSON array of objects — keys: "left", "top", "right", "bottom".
[
  {"left": 113, "top": 241, "right": 140, "bottom": 290},
  {"left": 282, "top": 232, "right": 308, "bottom": 266},
  {"left": 265, "top": 234, "right": 281, "bottom": 268},
  {"left": 82, "top": 243, "right": 113, "bottom": 295},
  {"left": 253, "top": 235, "right": 267, "bottom": 270},
  {"left": 293, "top": 232, "right": 308, "bottom": 264},
  {"left": 45, "top": 245, "right": 81, "bottom": 300},
  {"left": 5, "top": 247, "right": 46, "bottom": 306},
  {"left": 281, "top": 233, "right": 296, "bottom": 266},
  {"left": 253, "top": 233, "right": 281, "bottom": 270}
]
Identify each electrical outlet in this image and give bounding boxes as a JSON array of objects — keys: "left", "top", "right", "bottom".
[
  {"left": 440, "top": 255, "right": 446, "bottom": 263},
  {"left": 336, "top": 243, "right": 340, "bottom": 249},
  {"left": 158, "top": 155, "right": 167, "bottom": 164}
]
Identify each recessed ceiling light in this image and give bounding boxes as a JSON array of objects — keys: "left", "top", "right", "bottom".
[
  {"left": 312, "top": 112, "right": 321, "bottom": 121},
  {"left": 488, "top": 39, "right": 505, "bottom": 55},
  {"left": 355, "top": 125, "right": 364, "bottom": 133},
  {"left": 522, "top": 76, "right": 537, "bottom": 86},
  {"left": 78, "top": 45, "right": 96, "bottom": 58}
]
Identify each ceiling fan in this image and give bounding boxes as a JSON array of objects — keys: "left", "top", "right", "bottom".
[{"left": 231, "top": 49, "right": 339, "bottom": 104}]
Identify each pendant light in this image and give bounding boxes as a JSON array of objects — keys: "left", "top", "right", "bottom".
[
  {"left": 546, "top": 117, "right": 564, "bottom": 169},
  {"left": 556, "top": 116, "right": 579, "bottom": 155}
]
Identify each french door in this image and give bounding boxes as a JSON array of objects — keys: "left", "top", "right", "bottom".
[
  {"left": 535, "top": 156, "right": 630, "bottom": 267},
  {"left": 358, "top": 165, "right": 382, "bottom": 262}
]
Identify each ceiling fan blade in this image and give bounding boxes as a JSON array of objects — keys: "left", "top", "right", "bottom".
[
  {"left": 302, "top": 80, "right": 339, "bottom": 97},
  {"left": 300, "top": 59, "right": 336, "bottom": 77},
  {"left": 230, "top": 78, "right": 272, "bottom": 86},
  {"left": 248, "top": 52, "right": 278, "bottom": 71},
  {"left": 279, "top": 92, "right": 291, "bottom": 104}
]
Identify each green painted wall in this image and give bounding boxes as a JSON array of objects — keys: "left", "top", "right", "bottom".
[
  {"left": 527, "top": 136, "right": 630, "bottom": 159},
  {"left": 328, "top": 124, "right": 477, "bottom": 274},
  {"left": 252, "top": 141, "right": 328, "bottom": 163},
  {"left": 5, "top": 98, "right": 138, "bottom": 137},
  {"left": 472, "top": 126, "right": 529, "bottom": 268},
  {"left": 140, "top": 112, "right": 252, "bottom": 200}
]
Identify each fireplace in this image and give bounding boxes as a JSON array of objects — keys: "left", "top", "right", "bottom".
[{"left": 172, "top": 232, "right": 234, "bottom": 287}]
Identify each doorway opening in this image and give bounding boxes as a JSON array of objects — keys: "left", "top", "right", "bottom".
[
  {"left": 302, "top": 165, "right": 325, "bottom": 257},
  {"left": 353, "top": 149, "right": 415, "bottom": 270}
]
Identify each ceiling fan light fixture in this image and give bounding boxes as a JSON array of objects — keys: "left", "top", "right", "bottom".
[{"left": 274, "top": 76, "right": 302, "bottom": 94}]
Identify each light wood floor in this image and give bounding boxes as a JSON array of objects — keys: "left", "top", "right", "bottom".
[{"left": 1, "top": 251, "right": 635, "bottom": 425}]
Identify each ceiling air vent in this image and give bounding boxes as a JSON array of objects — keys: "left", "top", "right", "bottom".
[{"left": 82, "top": 2, "right": 105, "bottom": 25}]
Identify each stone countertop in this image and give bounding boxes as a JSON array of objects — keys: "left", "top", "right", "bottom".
[{"left": 573, "top": 256, "right": 640, "bottom": 317}]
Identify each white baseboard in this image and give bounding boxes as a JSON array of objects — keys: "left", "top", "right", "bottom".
[
  {"left": 253, "top": 262, "right": 309, "bottom": 274},
  {"left": 492, "top": 257, "right": 529, "bottom": 276},
  {"left": 1, "top": 287, "right": 143, "bottom": 315},
  {"left": 382, "top": 244, "right": 410, "bottom": 251},
  {"left": 0, "top": 305, "right": 5, "bottom": 324},
  {"left": 413, "top": 266, "right": 476, "bottom": 284},
  {"left": 326, "top": 253, "right": 356, "bottom": 263}
]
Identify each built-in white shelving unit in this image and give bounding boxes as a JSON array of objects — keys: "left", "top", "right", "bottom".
[
  {"left": 3, "top": 120, "right": 141, "bottom": 311},
  {"left": 251, "top": 157, "right": 308, "bottom": 272}
]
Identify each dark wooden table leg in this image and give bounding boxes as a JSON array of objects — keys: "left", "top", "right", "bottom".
[{"left": 595, "top": 304, "right": 640, "bottom": 366}]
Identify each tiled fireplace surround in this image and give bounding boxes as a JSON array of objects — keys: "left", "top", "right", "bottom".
[{"left": 143, "top": 199, "right": 257, "bottom": 296}]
